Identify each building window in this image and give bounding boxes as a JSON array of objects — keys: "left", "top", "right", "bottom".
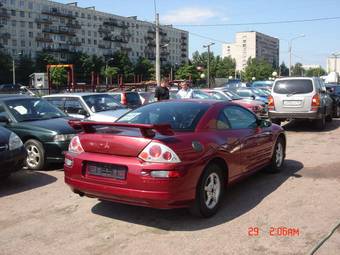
[
  {"left": 28, "top": 31, "right": 33, "bottom": 38},
  {"left": 19, "top": 0, "right": 24, "bottom": 7},
  {"left": 81, "top": 38, "right": 85, "bottom": 43},
  {"left": 11, "top": 20, "right": 16, "bottom": 26},
  {"left": 11, "top": 9, "right": 16, "bottom": 16},
  {"left": 10, "top": 0, "right": 15, "bottom": 6},
  {"left": 88, "top": 39, "right": 91, "bottom": 44},
  {"left": 28, "top": 2, "right": 33, "bottom": 9},
  {"left": 94, "top": 40, "right": 97, "bottom": 45},
  {"left": 12, "top": 39, "right": 17, "bottom": 46},
  {"left": 20, "top": 21, "right": 25, "bottom": 27},
  {"left": 21, "top": 40, "right": 25, "bottom": 47},
  {"left": 20, "top": 11, "right": 24, "bottom": 17},
  {"left": 29, "top": 22, "right": 33, "bottom": 28},
  {"left": 88, "top": 31, "right": 91, "bottom": 36},
  {"left": 37, "top": 23, "right": 41, "bottom": 29}
]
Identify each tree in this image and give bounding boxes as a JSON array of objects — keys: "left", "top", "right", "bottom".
[
  {"left": 101, "top": 66, "right": 119, "bottom": 84},
  {"left": 35, "top": 53, "right": 57, "bottom": 72},
  {"left": 134, "top": 57, "right": 153, "bottom": 81},
  {"left": 305, "top": 67, "right": 326, "bottom": 77},
  {"left": 50, "top": 67, "right": 67, "bottom": 89},
  {"left": 175, "top": 64, "right": 199, "bottom": 82},
  {"left": 291, "top": 63, "right": 304, "bottom": 76},
  {"left": 16, "top": 55, "right": 35, "bottom": 85},
  {"left": 279, "top": 62, "right": 289, "bottom": 77},
  {"left": 107, "top": 52, "right": 134, "bottom": 82},
  {"left": 243, "top": 58, "right": 274, "bottom": 81},
  {"left": 0, "top": 51, "right": 12, "bottom": 84},
  {"left": 215, "top": 56, "right": 236, "bottom": 78}
]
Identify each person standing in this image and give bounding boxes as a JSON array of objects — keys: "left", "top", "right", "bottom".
[
  {"left": 155, "top": 78, "right": 170, "bottom": 101},
  {"left": 177, "top": 81, "right": 193, "bottom": 99}
]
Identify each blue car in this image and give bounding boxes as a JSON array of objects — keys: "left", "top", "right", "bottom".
[
  {"left": 251, "top": 81, "right": 273, "bottom": 90},
  {"left": 233, "top": 87, "right": 269, "bottom": 104}
]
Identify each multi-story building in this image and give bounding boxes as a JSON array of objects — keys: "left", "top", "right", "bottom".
[
  {"left": 327, "top": 56, "right": 340, "bottom": 73},
  {"left": 222, "top": 31, "right": 279, "bottom": 71},
  {"left": 0, "top": 0, "right": 188, "bottom": 65}
]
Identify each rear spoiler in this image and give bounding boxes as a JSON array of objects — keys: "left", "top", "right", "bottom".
[{"left": 68, "top": 120, "right": 174, "bottom": 138}]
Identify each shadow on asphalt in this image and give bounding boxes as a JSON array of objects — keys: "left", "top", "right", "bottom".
[
  {"left": 91, "top": 159, "right": 304, "bottom": 231},
  {"left": 283, "top": 118, "right": 340, "bottom": 132},
  {"left": 0, "top": 170, "right": 57, "bottom": 198}
]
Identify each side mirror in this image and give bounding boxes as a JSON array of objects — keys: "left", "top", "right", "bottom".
[
  {"left": 0, "top": 115, "right": 10, "bottom": 124},
  {"left": 257, "top": 118, "right": 272, "bottom": 128},
  {"left": 251, "top": 95, "right": 256, "bottom": 100},
  {"left": 78, "top": 109, "right": 90, "bottom": 117}
]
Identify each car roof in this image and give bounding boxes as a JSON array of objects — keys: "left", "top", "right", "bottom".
[
  {"left": 44, "top": 92, "right": 111, "bottom": 98},
  {"left": 275, "top": 77, "right": 314, "bottom": 82}
]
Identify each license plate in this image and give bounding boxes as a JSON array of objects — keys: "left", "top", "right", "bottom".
[
  {"left": 87, "top": 162, "right": 127, "bottom": 180},
  {"left": 283, "top": 100, "right": 301, "bottom": 106}
]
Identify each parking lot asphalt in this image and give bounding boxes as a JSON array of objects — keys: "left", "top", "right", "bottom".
[{"left": 1, "top": 120, "right": 340, "bottom": 255}]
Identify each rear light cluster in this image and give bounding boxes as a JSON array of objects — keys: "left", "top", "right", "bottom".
[
  {"left": 68, "top": 136, "right": 84, "bottom": 154},
  {"left": 268, "top": 95, "right": 275, "bottom": 111},
  {"left": 138, "top": 142, "right": 181, "bottom": 163},
  {"left": 311, "top": 94, "right": 321, "bottom": 111}
]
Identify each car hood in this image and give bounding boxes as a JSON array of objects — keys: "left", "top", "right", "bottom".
[
  {"left": 89, "top": 109, "right": 130, "bottom": 122},
  {"left": 19, "top": 117, "right": 76, "bottom": 134}
]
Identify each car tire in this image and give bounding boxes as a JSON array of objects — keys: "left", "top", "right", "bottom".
[
  {"left": 335, "top": 105, "right": 340, "bottom": 118},
  {"left": 24, "top": 139, "right": 45, "bottom": 170},
  {"left": 315, "top": 115, "right": 326, "bottom": 130},
  {"left": 189, "top": 164, "right": 225, "bottom": 218},
  {"left": 271, "top": 119, "right": 281, "bottom": 126},
  {"left": 266, "top": 137, "right": 285, "bottom": 173},
  {"left": 326, "top": 111, "right": 333, "bottom": 122}
]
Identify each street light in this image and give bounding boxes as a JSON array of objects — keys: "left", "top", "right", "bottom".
[
  {"left": 12, "top": 52, "right": 22, "bottom": 84},
  {"left": 289, "top": 34, "right": 305, "bottom": 76},
  {"left": 105, "top": 58, "right": 114, "bottom": 85},
  {"left": 203, "top": 42, "right": 215, "bottom": 88}
]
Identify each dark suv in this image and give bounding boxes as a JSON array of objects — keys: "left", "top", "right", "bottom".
[{"left": 325, "top": 83, "right": 340, "bottom": 118}]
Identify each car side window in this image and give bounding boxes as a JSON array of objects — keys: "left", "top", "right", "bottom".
[
  {"left": 216, "top": 110, "right": 231, "bottom": 130},
  {"left": 64, "top": 99, "right": 84, "bottom": 114},
  {"left": 0, "top": 104, "right": 9, "bottom": 118},
  {"left": 223, "top": 106, "right": 257, "bottom": 129}
]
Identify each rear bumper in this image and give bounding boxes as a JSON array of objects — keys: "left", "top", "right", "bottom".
[
  {"left": 0, "top": 147, "right": 26, "bottom": 176},
  {"left": 269, "top": 111, "right": 322, "bottom": 120},
  {"left": 64, "top": 152, "right": 201, "bottom": 209}
]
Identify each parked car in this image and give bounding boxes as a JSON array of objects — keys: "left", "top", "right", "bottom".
[
  {"left": 203, "top": 89, "right": 267, "bottom": 116},
  {"left": 170, "top": 89, "right": 214, "bottom": 99},
  {"left": 269, "top": 77, "right": 333, "bottom": 129},
  {"left": 0, "top": 83, "right": 36, "bottom": 96},
  {"left": 139, "top": 92, "right": 156, "bottom": 105},
  {"left": 0, "top": 95, "right": 77, "bottom": 170},
  {"left": 110, "top": 91, "right": 142, "bottom": 109},
  {"left": 232, "top": 87, "right": 269, "bottom": 104},
  {"left": 65, "top": 100, "right": 286, "bottom": 217},
  {"left": 44, "top": 93, "right": 129, "bottom": 122},
  {"left": 251, "top": 80, "right": 273, "bottom": 90},
  {"left": 0, "top": 125, "right": 26, "bottom": 179},
  {"left": 325, "top": 83, "right": 340, "bottom": 117}
]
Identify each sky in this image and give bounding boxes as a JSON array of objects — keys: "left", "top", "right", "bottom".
[{"left": 56, "top": 0, "right": 340, "bottom": 68}]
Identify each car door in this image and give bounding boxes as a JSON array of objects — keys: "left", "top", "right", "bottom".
[
  {"left": 64, "top": 98, "right": 88, "bottom": 119},
  {"left": 319, "top": 79, "right": 333, "bottom": 115},
  {"left": 223, "top": 106, "right": 273, "bottom": 173}
]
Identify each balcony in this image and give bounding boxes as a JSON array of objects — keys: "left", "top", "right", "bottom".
[
  {"left": 98, "top": 44, "right": 111, "bottom": 49},
  {"left": 103, "top": 35, "right": 128, "bottom": 43},
  {"left": 147, "top": 29, "right": 155, "bottom": 34},
  {"left": 145, "top": 35, "right": 154, "bottom": 41},
  {"left": 161, "top": 51, "right": 170, "bottom": 56},
  {"left": 42, "top": 27, "right": 76, "bottom": 36},
  {"left": 0, "top": 11, "right": 10, "bottom": 19},
  {"left": 67, "top": 40, "right": 81, "bottom": 46},
  {"left": 36, "top": 36, "right": 53, "bottom": 43},
  {"left": 35, "top": 17, "right": 53, "bottom": 24},
  {"left": 42, "top": 9, "right": 75, "bottom": 19},
  {"left": 181, "top": 53, "right": 187, "bottom": 58},
  {"left": 1, "top": 32, "right": 11, "bottom": 39},
  {"left": 99, "top": 27, "right": 111, "bottom": 34},
  {"left": 147, "top": 42, "right": 156, "bottom": 47},
  {"left": 103, "top": 19, "right": 118, "bottom": 27},
  {"left": 121, "top": 47, "right": 132, "bottom": 52},
  {"left": 66, "top": 22, "right": 81, "bottom": 29},
  {"left": 42, "top": 45, "right": 72, "bottom": 53},
  {"left": 121, "top": 31, "right": 131, "bottom": 37}
]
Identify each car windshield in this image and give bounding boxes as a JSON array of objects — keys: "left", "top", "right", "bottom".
[
  {"left": 192, "top": 90, "right": 214, "bottom": 99},
  {"left": 252, "top": 88, "right": 268, "bottom": 97},
  {"left": 273, "top": 79, "right": 314, "bottom": 94},
  {"left": 5, "top": 98, "right": 66, "bottom": 122},
  {"left": 223, "top": 90, "right": 242, "bottom": 100},
  {"left": 117, "top": 101, "right": 209, "bottom": 131},
  {"left": 83, "top": 94, "right": 124, "bottom": 113}
]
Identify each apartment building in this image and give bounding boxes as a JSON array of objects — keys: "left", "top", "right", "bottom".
[
  {"left": 327, "top": 56, "right": 340, "bottom": 73},
  {"left": 0, "top": 0, "right": 188, "bottom": 65},
  {"left": 222, "top": 31, "right": 279, "bottom": 71}
]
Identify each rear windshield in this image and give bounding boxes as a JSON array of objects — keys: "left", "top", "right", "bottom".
[
  {"left": 117, "top": 101, "right": 209, "bottom": 131},
  {"left": 126, "top": 92, "right": 141, "bottom": 104},
  {"left": 273, "top": 80, "right": 313, "bottom": 94}
]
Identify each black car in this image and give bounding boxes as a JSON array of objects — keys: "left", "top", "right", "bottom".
[
  {"left": 0, "top": 95, "right": 77, "bottom": 170},
  {"left": 325, "top": 83, "right": 340, "bottom": 117},
  {"left": 0, "top": 125, "right": 26, "bottom": 179}
]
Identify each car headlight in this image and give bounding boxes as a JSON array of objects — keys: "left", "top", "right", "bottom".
[
  {"left": 53, "top": 134, "right": 76, "bottom": 142},
  {"left": 9, "top": 132, "right": 23, "bottom": 151}
]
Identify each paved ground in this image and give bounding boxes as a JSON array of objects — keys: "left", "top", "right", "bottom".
[{"left": 1, "top": 119, "right": 340, "bottom": 255}]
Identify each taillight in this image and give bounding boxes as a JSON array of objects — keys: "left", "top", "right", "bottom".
[
  {"left": 68, "top": 136, "right": 84, "bottom": 154},
  {"left": 138, "top": 142, "right": 181, "bottom": 163},
  {"left": 311, "top": 94, "right": 320, "bottom": 111},
  {"left": 268, "top": 95, "right": 275, "bottom": 110},
  {"left": 121, "top": 93, "right": 127, "bottom": 105}
]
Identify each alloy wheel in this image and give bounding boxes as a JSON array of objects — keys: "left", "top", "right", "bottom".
[
  {"left": 26, "top": 145, "right": 41, "bottom": 169},
  {"left": 275, "top": 142, "right": 284, "bottom": 168},
  {"left": 204, "top": 173, "right": 221, "bottom": 209}
]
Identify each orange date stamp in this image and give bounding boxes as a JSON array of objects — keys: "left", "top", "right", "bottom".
[{"left": 248, "top": 227, "right": 300, "bottom": 237}]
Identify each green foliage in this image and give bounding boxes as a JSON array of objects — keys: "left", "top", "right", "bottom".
[
  {"left": 0, "top": 51, "right": 12, "bottom": 84},
  {"left": 243, "top": 58, "right": 274, "bottom": 81},
  {"left": 279, "top": 62, "right": 289, "bottom": 77},
  {"left": 101, "top": 66, "right": 119, "bottom": 81},
  {"left": 291, "top": 63, "right": 304, "bottom": 76},
  {"left": 35, "top": 53, "right": 57, "bottom": 72},
  {"left": 134, "top": 57, "right": 154, "bottom": 80},
  {"left": 175, "top": 64, "right": 200, "bottom": 81},
  {"left": 16, "top": 55, "right": 35, "bottom": 85},
  {"left": 50, "top": 67, "right": 67, "bottom": 88},
  {"left": 305, "top": 67, "right": 326, "bottom": 77}
]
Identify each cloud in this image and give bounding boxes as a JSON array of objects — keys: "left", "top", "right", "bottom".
[{"left": 161, "top": 7, "right": 218, "bottom": 24}]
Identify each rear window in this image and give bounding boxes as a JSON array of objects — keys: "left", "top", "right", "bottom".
[
  {"left": 273, "top": 80, "right": 313, "bottom": 94},
  {"left": 117, "top": 101, "right": 209, "bottom": 131},
  {"left": 126, "top": 92, "right": 141, "bottom": 104}
]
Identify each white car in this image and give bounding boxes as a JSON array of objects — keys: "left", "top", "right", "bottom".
[{"left": 43, "top": 93, "right": 130, "bottom": 122}]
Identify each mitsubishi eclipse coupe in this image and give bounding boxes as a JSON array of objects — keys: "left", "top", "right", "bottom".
[{"left": 64, "top": 100, "right": 286, "bottom": 217}]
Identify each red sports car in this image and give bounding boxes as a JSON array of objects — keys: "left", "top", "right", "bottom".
[{"left": 65, "top": 100, "right": 286, "bottom": 217}]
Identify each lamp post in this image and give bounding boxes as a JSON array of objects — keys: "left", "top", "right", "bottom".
[
  {"left": 105, "top": 58, "right": 114, "bottom": 85},
  {"left": 203, "top": 42, "right": 215, "bottom": 88},
  {"left": 12, "top": 52, "right": 22, "bottom": 84},
  {"left": 289, "top": 34, "right": 305, "bottom": 76}
]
